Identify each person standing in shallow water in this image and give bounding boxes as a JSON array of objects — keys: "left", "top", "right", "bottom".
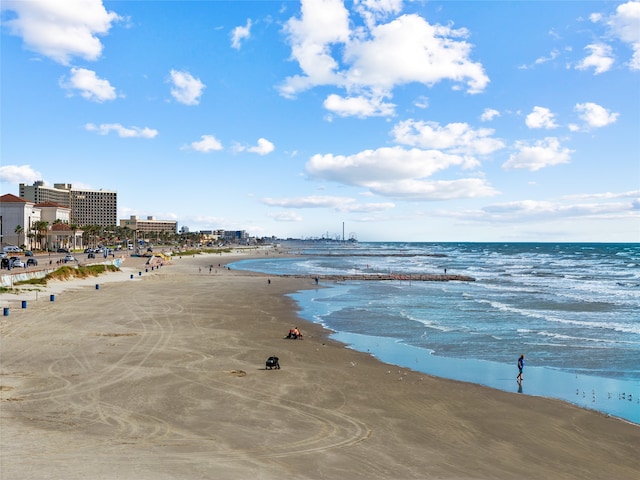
[{"left": 517, "top": 354, "right": 525, "bottom": 383}]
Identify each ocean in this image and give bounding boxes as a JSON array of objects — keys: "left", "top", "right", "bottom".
[{"left": 230, "top": 242, "right": 640, "bottom": 424}]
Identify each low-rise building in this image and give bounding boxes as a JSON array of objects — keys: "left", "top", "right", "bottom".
[{"left": 120, "top": 216, "right": 177, "bottom": 236}]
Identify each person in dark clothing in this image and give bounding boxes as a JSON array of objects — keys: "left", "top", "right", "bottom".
[{"left": 517, "top": 354, "right": 525, "bottom": 383}]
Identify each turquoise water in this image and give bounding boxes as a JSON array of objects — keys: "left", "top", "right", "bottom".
[{"left": 231, "top": 242, "right": 640, "bottom": 424}]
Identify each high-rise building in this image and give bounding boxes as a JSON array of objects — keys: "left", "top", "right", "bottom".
[{"left": 19, "top": 181, "right": 117, "bottom": 227}]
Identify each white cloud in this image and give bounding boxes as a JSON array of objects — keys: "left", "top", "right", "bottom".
[
  {"left": 305, "top": 146, "right": 498, "bottom": 200},
  {"left": 392, "top": 120, "right": 505, "bottom": 156},
  {"left": 1, "top": 0, "right": 121, "bottom": 64},
  {"left": 480, "top": 108, "right": 500, "bottom": 122},
  {"left": 525, "top": 106, "right": 558, "bottom": 129},
  {"left": 307, "top": 147, "right": 467, "bottom": 185},
  {"left": 478, "top": 192, "right": 639, "bottom": 222},
  {"left": 534, "top": 49, "right": 560, "bottom": 65},
  {"left": 355, "top": 0, "right": 403, "bottom": 29},
  {"left": 574, "top": 102, "right": 619, "bottom": 128},
  {"left": 169, "top": 69, "right": 205, "bottom": 105},
  {"left": 85, "top": 123, "right": 158, "bottom": 138},
  {"left": 503, "top": 137, "right": 573, "bottom": 171},
  {"left": 576, "top": 43, "right": 615, "bottom": 74},
  {"left": 280, "top": 2, "right": 489, "bottom": 117},
  {"left": 607, "top": 0, "right": 640, "bottom": 70},
  {"left": 186, "top": 134, "right": 223, "bottom": 152},
  {"left": 231, "top": 19, "right": 252, "bottom": 49},
  {"left": 248, "top": 138, "right": 275, "bottom": 155},
  {"left": 262, "top": 195, "right": 395, "bottom": 212},
  {"left": 234, "top": 138, "right": 275, "bottom": 155},
  {"left": 344, "top": 14, "right": 489, "bottom": 94},
  {"left": 59, "top": 67, "right": 116, "bottom": 102},
  {"left": 263, "top": 195, "right": 355, "bottom": 209},
  {"left": 366, "top": 178, "right": 498, "bottom": 200},
  {"left": 280, "top": 0, "right": 350, "bottom": 98},
  {"left": 0, "top": 164, "right": 43, "bottom": 184},
  {"left": 323, "top": 93, "right": 395, "bottom": 117},
  {"left": 413, "top": 96, "right": 429, "bottom": 109}
]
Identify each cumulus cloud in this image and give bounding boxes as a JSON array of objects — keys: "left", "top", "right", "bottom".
[
  {"left": 1, "top": 0, "right": 121, "bottom": 64},
  {"left": 576, "top": 43, "right": 615, "bottom": 74},
  {"left": 503, "top": 137, "right": 573, "bottom": 171},
  {"left": 280, "top": 1, "right": 488, "bottom": 117},
  {"left": 392, "top": 120, "right": 504, "bottom": 157},
  {"left": 0, "top": 164, "right": 43, "bottom": 184},
  {"left": 574, "top": 102, "right": 619, "bottom": 128},
  {"left": 231, "top": 19, "right": 252, "bottom": 49},
  {"left": 233, "top": 138, "right": 275, "bottom": 155},
  {"left": 323, "top": 93, "right": 395, "bottom": 118},
  {"left": 59, "top": 67, "right": 116, "bottom": 102},
  {"left": 185, "top": 134, "right": 223, "bottom": 152},
  {"left": 169, "top": 69, "right": 205, "bottom": 105},
  {"left": 85, "top": 123, "right": 158, "bottom": 138},
  {"left": 607, "top": 0, "right": 640, "bottom": 70},
  {"left": 305, "top": 146, "right": 498, "bottom": 200},
  {"left": 248, "top": 138, "right": 275, "bottom": 155},
  {"left": 480, "top": 108, "right": 500, "bottom": 122},
  {"left": 525, "top": 106, "right": 558, "bottom": 129}
]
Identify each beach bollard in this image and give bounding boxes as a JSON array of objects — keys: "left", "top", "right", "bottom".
[
  {"left": 95, "top": 284, "right": 100, "bottom": 290},
  {"left": 130, "top": 274, "right": 134, "bottom": 279},
  {"left": 22, "top": 300, "right": 27, "bottom": 309},
  {"left": 50, "top": 294, "right": 55, "bottom": 302},
  {"left": 139, "top": 271, "right": 142, "bottom": 276},
  {"left": 3, "top": 307, "right": 8, "bottom": 316},
  {"left": 145, "top": 268, "right": 148, "bottom": 273}
]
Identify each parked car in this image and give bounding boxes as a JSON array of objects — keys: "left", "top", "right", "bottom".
[
  {"left": 10, "top": 257, "right": 25, "bottom": 268},
  {"left": 57, "top": 248, "right": 70, "bottom": 253},
  {"left": 26, "top": 258, "right": 38, "bottom": 266},
  {"left": 87, "top": 252, "right": 95, "bottom": 258},
  {"left": 24, "top": 250, "right": 34, "bottom": 256},
  {"left": 1, "top": 258, "right": 9, "bottom": 269},
  {"left": 3, "top": 245, "right": 23, "bottom": 254}
]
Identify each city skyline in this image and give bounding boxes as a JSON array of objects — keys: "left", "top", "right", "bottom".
[{"left": 1, "top": 1, "right": 638, "bottom": 242}]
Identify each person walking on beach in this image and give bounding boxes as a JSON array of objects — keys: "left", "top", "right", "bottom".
[{"left": 517, "top": 354, "right": 525, "bottom": 383}]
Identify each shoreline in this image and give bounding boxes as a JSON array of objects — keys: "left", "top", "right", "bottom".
[{"left": 1, "top": 251, "right": 639, "bottom": 479}]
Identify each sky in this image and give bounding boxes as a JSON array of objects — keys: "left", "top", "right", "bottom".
[{"left": 1, "top": 0, "right": 639, "bottom": 242}]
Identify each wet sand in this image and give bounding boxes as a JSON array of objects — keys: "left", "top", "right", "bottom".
[{"left": 1, "top": 252, "right": 639, "bottom": 479}]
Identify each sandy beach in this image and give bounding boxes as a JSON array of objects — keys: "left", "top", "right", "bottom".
[{"left": 1, "top": 252, "right": 639, "bottom": 480}]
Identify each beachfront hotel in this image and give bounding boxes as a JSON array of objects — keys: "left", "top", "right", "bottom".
[
  {"left": 119, "top": 216, "right": 177, "bottom": 235},
  {"left": 19, "top": 181, "right": 117, "bottom": 227}
]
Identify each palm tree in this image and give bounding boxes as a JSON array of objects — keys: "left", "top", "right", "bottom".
[
  {"left": 69, "top": 223, "right": 79, "bottom": 250},
  {"left": 33, "top": 221, "right": 49, "bottom": 250},
  {"left": 14, "top": 225, "right": 24, "bottom": 247}
]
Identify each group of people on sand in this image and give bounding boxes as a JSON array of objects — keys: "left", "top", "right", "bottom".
[{"left": 285, "top": 326, "right": 303, "bottom": 339}]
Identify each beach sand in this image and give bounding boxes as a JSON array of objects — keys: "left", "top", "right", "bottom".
[{"left": 1, "top": 252, "right": 639, "bottom": 479}]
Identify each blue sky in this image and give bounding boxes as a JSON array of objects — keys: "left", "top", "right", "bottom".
[{"left": 1, "top": 0, "right": 638, "bottom": 242}]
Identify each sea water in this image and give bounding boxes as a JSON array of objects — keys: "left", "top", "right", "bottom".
[{"left": 230, "top": 242, "right": 640, "bottom": 424}]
